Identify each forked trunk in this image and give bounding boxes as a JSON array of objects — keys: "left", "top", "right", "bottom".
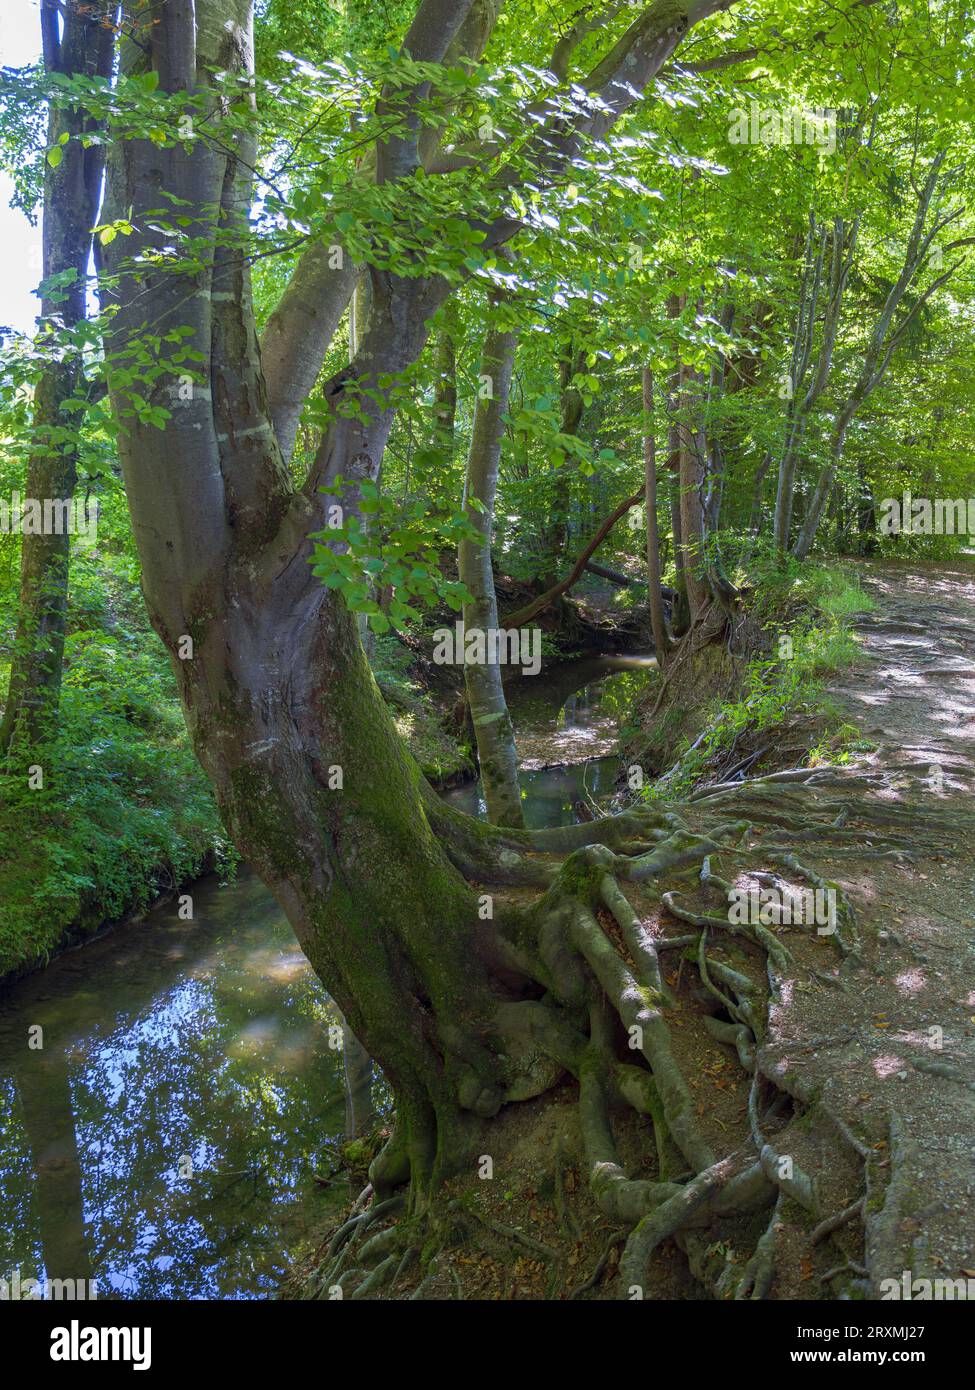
[{"left": 97, "top": 0, "right": 754, "bottom": 1220}]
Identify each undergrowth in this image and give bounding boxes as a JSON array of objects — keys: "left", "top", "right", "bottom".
[
  {"left": 642, "top": 554, "right": 876, "bottom": 799},
  {"left": 0, "top": 519, "right": 231, "bottom": 982}
]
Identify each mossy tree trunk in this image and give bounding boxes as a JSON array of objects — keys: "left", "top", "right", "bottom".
[{"left": 101, "top": 0, "right": 750, "bottom": 1213}]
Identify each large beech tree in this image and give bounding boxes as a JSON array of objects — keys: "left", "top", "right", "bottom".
[
  {"left": 103, "top": 0, "right": 738, "bottom": 1198},
  {"left": 97, "top": 0, "right": 938, "bottom": 1296}
]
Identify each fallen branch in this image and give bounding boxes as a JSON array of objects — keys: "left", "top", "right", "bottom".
[{"left": 504, "top": 489, "right": 643, "bottom": 627}]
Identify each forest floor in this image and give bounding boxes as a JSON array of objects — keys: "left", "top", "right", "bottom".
[{"left": 293, "top": 560, "right": 975, "bottom": 1301}]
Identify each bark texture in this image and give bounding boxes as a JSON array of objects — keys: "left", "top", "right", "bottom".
[{"left": 643, "top": 365, "right": 673, "bottom": 660}]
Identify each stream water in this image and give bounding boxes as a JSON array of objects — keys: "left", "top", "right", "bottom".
[{"left": 0, "top": 654, "right": 652, "bottom": 1300}]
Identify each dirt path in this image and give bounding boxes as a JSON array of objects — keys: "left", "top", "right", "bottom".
[{"left": 752, "top": 562, "right": 975, "bottom": 1294}]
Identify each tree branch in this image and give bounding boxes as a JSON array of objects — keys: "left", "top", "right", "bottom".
[
  {"left": 260, "top": 250, "right": 360, "bottom": 466},
  {"left": 504, "top": 489, "right": 643, "bottom": 627}
]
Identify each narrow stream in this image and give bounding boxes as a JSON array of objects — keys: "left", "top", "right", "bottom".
[
  {"left": 445, "top": 655, "right": 654, "bottom": 825},
  {"left": 0, "top": 654, "right": 652, "bottom": 1299}
]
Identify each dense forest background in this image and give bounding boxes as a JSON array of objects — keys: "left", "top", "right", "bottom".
[{"left": 0, "top": 0, "right": 974, "bottom": 1304}]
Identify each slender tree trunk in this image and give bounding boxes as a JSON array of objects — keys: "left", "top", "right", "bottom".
[
  {"left": 665, "top": 298, "right": 690, "bottom": 635},
  {"left": 677, "top": 364, "right": 709, "bottom": 623},
  {"left": 793, "top": 412, "right": 851, "bottom": 559},
  {"left": 642, "top": 366, "right": 672, "bottom": 661},
  {"left": 540, "top": 342, "right": 585, "bottom": 586},
  {"left": 432, "top": 303, "right": 458, "bottom": 459},
  {"left": 697, "top": 310, "right": 739, "bottom": 609},
  {"left": 773, "top": 216, "right": 856, "bottom": 553},
  {"left": 855, "top": 457, "right": 877, "bottom": 555},
  {"left": 0, "top": 3, "right": 115, "bottom": 754},
  {"left": 668, "top": 476, "right": 689, "bottom": 635},
  {"left": 458, "top": 322, "right": 524, "bottom": 829}
]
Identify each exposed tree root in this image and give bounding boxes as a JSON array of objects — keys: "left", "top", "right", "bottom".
[{"left": 303, "top": 790, "right": 907, "bottom": 1300}]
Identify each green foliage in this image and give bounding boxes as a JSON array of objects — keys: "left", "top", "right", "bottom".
[
  {"left": 732, "top": 540, "right": 877, "bottom": 623},
  {"left": 309, "top": 478, "right": 479, "bottom": 632},
  {"left": 0, "top": 712, "right": 230, "bottom": 981},
  {"left": 2, "top": 0, "right": 975, "bottom": 982},
  {"left": 0, "top": 473, "right": 229, "bottom": 982}
]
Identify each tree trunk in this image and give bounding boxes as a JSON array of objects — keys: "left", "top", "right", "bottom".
[
  {"left": 432, "top": 303, "right": 458, "bottom": 460},
  {"left": 97, "top": 0, "right": 757, "bottom": 1226},
  {"left": 665, "top": 300, "right": 690, "bottom": 635},
  {"left": 773, "top": 216, "right": 855, "bottom": 553},
  {"left": 677, "top": 364, "right": 709, "bottom": 623},
  {"left": 539, "top": 342, "right": 585, "bottom": 586},
  {"left": 792, "top": 413, "right": 850, "bottom": 560},
  {"left": 642, "top": 366, "right": 673, "bottom": 661},
  {"left": 0, "top": 2, "right": 115, "bottom": 755},
  {"left": 458, "top": 321, "right": 524, "bottom": 829}
]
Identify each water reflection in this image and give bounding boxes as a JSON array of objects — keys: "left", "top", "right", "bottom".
[
  {"left": 445, "top": 655, "right": 653, "bottom": 827},
  {"left": 0, "top": 873, "right": 348, "bottom": 1299}
]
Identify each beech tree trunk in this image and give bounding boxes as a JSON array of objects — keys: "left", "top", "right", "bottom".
[
  {"left": 539, "top": 341, "right": 585, "bottom": 585},
  {"left": 432, "top": 302, "right": 459, "bottom": 460},
  {"left": 642, "top": 366, "right": 673, "bottom": 660},
  {"left": 677, "top": 364, "right": 709, "bottom": 623},
  {"left": 99, "top": 0, "right": 743, "bottom": 1205},
  {"left": 0, "top": 2, "right": 115, "bottom": 754}
]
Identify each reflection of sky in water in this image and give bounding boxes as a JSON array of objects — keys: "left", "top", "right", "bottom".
[{"left": 0, "top": 873, "right": 349, "bottom": 1300}]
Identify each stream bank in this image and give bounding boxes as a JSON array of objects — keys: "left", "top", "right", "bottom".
[{"left": 0, "top": 648, "right": 655, "bottom": 1299}]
